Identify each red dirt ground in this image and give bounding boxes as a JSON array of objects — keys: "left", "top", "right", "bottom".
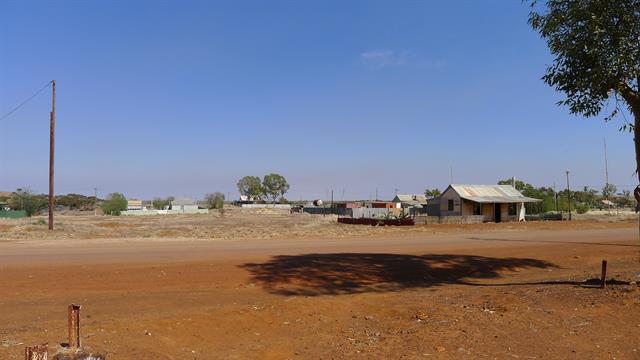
[{"left": 1, "top": 221, "right": 639, "bottom": 359}]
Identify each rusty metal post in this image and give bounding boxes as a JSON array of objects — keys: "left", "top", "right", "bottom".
[
  {"left": 601, "top": 260, "right": 608, "bottom": 289},
  {"left": 25, "top": 343, "right": 48, "bottom": 360},
  {"left": 68, "top": 304, "right": 81, "bottom": 348}
]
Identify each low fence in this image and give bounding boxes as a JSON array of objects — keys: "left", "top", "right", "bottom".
[
  {"left": 159, "top": 209, "right": 209, "bottom": 215},
  {"left": 305, "top": 206, "right": 421, "bottom": 219},
  {"left": 305, "top": 207, "right": 414, "bottom": 217},
  {"left": 414, "top": 214, "right": 562, "bottom": 224},
  {"left": 338, "top": 217, "right": 414, "bottom": 226},
  {"left": 303, "top": 207, "right": 351, "bottom": 216},
  {"left": 525, "top": 213, "right": 563, "bottom": 221},
  {"left": 241, "top": 204, "right": 292, "bottom": 209},
  {"left": 351, "top": 208, "right": 405, "bottom": 219},
  {"left": 414, "top": 215, "right": 485, "bottom": 225},
  {"left": 0, "top": 210, "right": 27, "bottom": 218},
  {"left": 121, "top": 209, "right": 209, "bottom": 216}
]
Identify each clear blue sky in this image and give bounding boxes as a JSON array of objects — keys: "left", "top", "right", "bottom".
[{"left": 0, "top": 1, "right": 635, "bottom": 200}]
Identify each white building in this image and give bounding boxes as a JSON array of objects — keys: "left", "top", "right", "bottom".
[
  {"left": 392, "top": 194, "right": 428, "bottom": 209},
  {"left": 426, "top": 184, "right": 540, "bottom": 222},
  {"left": 170, "top": 198, "right": 199, "bottom": 213},
  {"left": 127, "top": 199, "right": 144, "bottom": 211}
]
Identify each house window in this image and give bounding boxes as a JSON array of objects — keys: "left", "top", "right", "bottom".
[
  {"left": 473, "top": 203, "right": 482, "bottom": 215},
  {"left": 448, "top": 199, "right": 454, "bottom": 211},
  {"left": 508, "top": 203, "right": 517, "bottom": 216}
]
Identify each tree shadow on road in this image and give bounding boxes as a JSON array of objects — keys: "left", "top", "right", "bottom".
[
  {"left": 240, "top": 253, "right": 558, "bottom": 296},
  {"left": 466, "top": 237, "right": 639, "bottom": 248}
]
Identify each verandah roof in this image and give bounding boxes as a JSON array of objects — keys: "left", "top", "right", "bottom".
[{"left": 450, "top": 184, "right": 541, "bottom": 204}]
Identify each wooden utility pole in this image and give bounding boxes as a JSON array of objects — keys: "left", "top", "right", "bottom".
[
  {"left": 553, "top": 182, "right": 559, "bottom": 213},
  {"left": 604, "top": 137, "right": 609, "bottom": 188},
  {"left": 565, "top": 170, "right": 572, "bottom": 221},
  {"left": 330, "top": 189, "right": 334, "bottom": 210},
  {"left": 48, "top": 80, "right": 56, "bottom": 230},
  {"left": 94, "top": 187, "right": 98, "bottom": 216}
]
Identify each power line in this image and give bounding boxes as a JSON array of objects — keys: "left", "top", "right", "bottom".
[{"left": 0, "top": 81, "right": 53, "bottom": 122}]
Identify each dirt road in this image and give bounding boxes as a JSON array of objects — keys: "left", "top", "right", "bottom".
[{"left": 1, "top": 224, "right": 639, "bottom": 359}]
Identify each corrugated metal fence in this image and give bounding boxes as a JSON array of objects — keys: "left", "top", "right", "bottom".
[
  {"left": 0, "top": 210, "right": 27, "bottom": 218},
  {"left": 302, "top": 207, "right": 351, "bottom": 216}
]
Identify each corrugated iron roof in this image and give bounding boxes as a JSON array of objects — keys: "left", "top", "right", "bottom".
[
  {"left": 450, "top": 184, "right": 541, "bottom": 203},
  {"left": 171, "top": 198, "right": 197, "bottom": 206},
  {"left": 394, "top": 194, "right": 428, "bottom": 203}
]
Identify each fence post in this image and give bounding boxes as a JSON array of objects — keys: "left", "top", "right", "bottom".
[
  {"left": 601, "top": 260, "right": 607, "bottom": 289},
  {"left": 25, "top": 343, "right": 48, "bottom": 360},
  {"left": 68, "top": 304, "right": 81, "bottom": 348}
]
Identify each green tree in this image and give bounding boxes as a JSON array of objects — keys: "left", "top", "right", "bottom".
[
  {"left": 262, "top": 173, "right": 290, "bottom": 203},
  {"left": 616, "top": 189, "right": 634, "bottom": 207},
  {"left": 9, "top": 188, "right": 47, "bottom": 216},
  {"left": 497, "top": 179, "right": 558, "bottom": 213},
  {"left": 602, "top": 183, "right": 617, "bottom": 199},
  {"left": 529, "top": 1, "right": 640, "bottom": 183},
  {"left": 101, "top": 192, "right": 127, "bottom": 215},
  {"left": 237, "top": 176, "right": 263, "bottom": 200},
  {"left": 498, "top": 179, "right": 527, "bottom": 191},
  {"left": 574, "top": 186, "right": 598, "bottom": 208},
  {"left": 152, "top": 197, "right": 171, "bottom": 210},
  {"left": 205, "top": 192, "right": 225, "bottom": 209},
  {"left": 424, "top": 188, "right": 441, "bottom": 198},
  {"left": 56, "top": 193, "right": 96, "bottom": 210}
]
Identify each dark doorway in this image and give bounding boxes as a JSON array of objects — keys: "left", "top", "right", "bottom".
[{"left": 494, "top": 203, "right": 502, "bottom": 223}]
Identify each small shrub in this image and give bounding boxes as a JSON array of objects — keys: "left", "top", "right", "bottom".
[
  {"left": 575, "top": 203, "right": 589, "bottom": 214},
  {"left": 205, "top": 192, "right": 225, "bottom": 209},
  {"left": 101, "top": 193, "right": 127, "bottom": 215}
]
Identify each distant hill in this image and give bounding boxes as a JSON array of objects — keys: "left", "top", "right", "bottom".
[{"left": 0, "top": 191, "right": 13, "bottom": 198}]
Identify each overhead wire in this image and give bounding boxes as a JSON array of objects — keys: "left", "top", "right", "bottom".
[{"left": 0, "top": 80, "right": 53, "bottom": 122}]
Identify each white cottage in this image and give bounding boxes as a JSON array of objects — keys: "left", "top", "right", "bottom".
[
  {"left": 170, "top": 198, "right": 199, "bottom": 213},
  {"left": 126, "top": 199, "right": 144, "bottom": 211},
  {"left": 427, "top": 184, "right": 540, "bottom": 222},
  {"left": 392, "top": 194, "right": 428, "bottom": 209}
]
